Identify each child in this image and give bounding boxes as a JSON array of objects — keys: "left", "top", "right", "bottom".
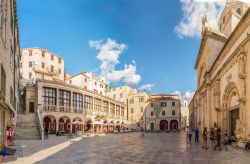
[
  {"left": 223, "top": 133, "right": 229, "bottom": 151},
  {"left": 0, "top": 143, "right": 7, "bottom": 159}
]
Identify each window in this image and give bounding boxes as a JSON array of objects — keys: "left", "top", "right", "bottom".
[
  {"left": 172, "top": 101, "right": 176, "bottom": 107},
  {"left": 1, "top": 0, "right": 7, "bottom": 43},
  {"left": 1, "top": 65, "right": 6, "bottom": 96},
  {"left": 151, "top": 103, "right": 154, "bottom": 107},
  {"left": 51, "top": 66, "right": 54, "bottom": 72},
  {"left": 58, "top": 68, "right": 61, "bottom": 74},
  {"left": 84, "top": 95, "right": 93, "bottom": 110},
  {"left": 236, "top": 8, "right": 241, "bottom": 15},
  {"left": 162, "top": 111, "right": 165, "bottom": 116},
  {"left": 29, "top": 72, "right": 32, "bottom": 79},
  {"left": 42, "top": 51, "right": 45, "bottom": 57},
  {"left": 151, "top": 111, "right": 154, "bottom": 116},
  {"left": 51, "top": 55, "right": 54, "bottom": 61},
  {"left": 29, "top": 50, "right": 32, "bottom": 56},
  {"left": 130, "top": 99, "right": 134, "bottom": 104},
  {"left": 29, "top": 61, "right": 32, "bottom": 68},
  {"left": 161, "top": 102, "right": 167, "bottom": 107},
  {"left": 43, "top": 87, "right": 56, "bottom": 105},
  {"left": 110, "top": 103, "right": 115, "bottom": 116},
  {"left": 131, "top": 108, "right": 134, "bottom": 114},
  {"left": 59, "top": 89, "right": 70, "bottom": 107},
  {"left": 42, "top": 62, "right": 45, "bottom": 69},
  {"left": 85, "top": 78, "right": 87, "bottom": 82},
  {"left": 172, "top": 110, "right": 175, "bottom": 116},
  {"left": 139, "top": 97, "right": 144, "bottom": 102},
  {"left": 58, "top": 58, "right": 62, "bottom": 64},
  {"left": 73, "top": 92, "right": 83, "bottom": 109},
  {"left": 141, "top": 107, "right": 143, "bottom": 113}
]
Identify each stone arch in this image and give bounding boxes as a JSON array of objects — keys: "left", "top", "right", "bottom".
[
  {"left": 159, "top": 120, "right": 168, "bottom": 131},
  {"left": 170, "top": 120, "right": 178, "bottom": 131},
  {"left": 43, "top": 115, "right": 56, "bottom": 134},
  {"left": 85, "top": 119, "right": 92, "bottom": 132},
  {"left": 58, "top": 116, "right": 71, "bottom": 133},
  {"left": 223, "top": 82, "right": 240, "bottom": 109},
  {"left": 72, "top": 117, "right": 83, "bottom": 134},
  {"left": 198, "top": 64, "right": 207, "bottom": 87}
]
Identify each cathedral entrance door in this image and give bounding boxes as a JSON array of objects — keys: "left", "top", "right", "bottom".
[{"left": 230, "top": 109, "right": 239, "bottom": 136}]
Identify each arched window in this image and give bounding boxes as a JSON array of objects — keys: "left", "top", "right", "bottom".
[{"left": 236, "top": 8, "right": 241, "bottom": 15}]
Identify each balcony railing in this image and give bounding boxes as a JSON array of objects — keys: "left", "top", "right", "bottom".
[
  {"left": 59, "top": 106, "right": 71, "bottom": 112},
  {"left": 43, "top": 105, "right": 56, "bottom": 112}
]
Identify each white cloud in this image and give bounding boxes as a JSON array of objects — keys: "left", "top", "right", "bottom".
[
  {"left": 175, "top": 0, "right": 226, "bottom": 38},
  {"left": 138, "top": 84, "right": 154, "bottom": 91},
  {"left": 89, "top": 38, "right": 141, "bottom": 85},
  {"left": 172, "top": 90, "right": 195, "bottom": 104}
]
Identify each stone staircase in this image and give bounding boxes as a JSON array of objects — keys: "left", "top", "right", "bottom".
[{"left": 15, "top": 113, "right": 41, "bottom": 140}]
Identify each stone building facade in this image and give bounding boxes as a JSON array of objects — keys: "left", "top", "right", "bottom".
[
  {"left": 193, "top": 1, "right": 250, "bottom": 144},
  {"left": 144, "top": 94, "right": 181, "bottom": 132},
  {"left": 26, "top": 80, "right": 127, "bottom": 134},
  {"left": 20, "top": 48, "right": 65, "bottom": 83},
  {"left": 0, "top": 0, "right": 20, "bottom": 144}
]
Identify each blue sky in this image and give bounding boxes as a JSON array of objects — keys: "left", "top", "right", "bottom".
[{"left": 17, "top": 0, "right": 216, "bottom": 97}]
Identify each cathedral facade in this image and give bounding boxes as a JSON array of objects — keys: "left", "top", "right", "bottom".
[{"left": 193, "top": 1, "right": 250, "bottom": 145}]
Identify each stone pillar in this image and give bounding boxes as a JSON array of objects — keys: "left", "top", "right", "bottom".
[
  {"left": 108, "top": 102, "right": 111, "bottom": 117},
  {"left": 56, "top": 119, "right": 59, "bottom": 132},
  {"left": 70, "top": 91, "right": 73, "bottom": 113},
  {"left": 92, "top": 97, "right": 95, "bottom": 113},
  {"left": 70, "top": 123, "right": 72, "bottom": 133},
  {"left": 56, "top": 88, "right": 60, "bottom": 112},
  {"left": 114, "top": 104, "right": 117, "bottom": 118}
]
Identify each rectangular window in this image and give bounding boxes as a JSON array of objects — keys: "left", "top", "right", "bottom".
[
  {"left": 73, "top": 92, "right": 83, "bottom": 109},
  {"left": 141, "top": 107, "right": 143, "bottom": 113},
  {"left": 51, "top": 66, "right": 54, "bottom": 72},
  {"left": 162, "top": 111, "right": 165, "bottom": 116},
  {"left": 172, "top": 101, "right": 176, "bottom": 107},
  {"left": 121, "top": 107, "right": 125, "bottom": 117},
  {"left": 42, "top": 51, "right": 45, "bottom": 57},
  {"left": 172, "top": 110, "right": 175, "bottom": 116},
  {"left": 151, "top": 111, "right": 154, "bottom": 116},
  {"left": 51, "top": 55, "right": 54, "bottom": 61},
  {"left": 58, "top": 58, "right": 62, "bottom": 64},
  {"left": 29, "top": 61, "right": 32, "bottom": 68},
  {"left": 130, "top": 99, "right": 134, "bottom": 104},
  {"left": 42, "top": 62, "right": 45, "bottom": 69},
  {"left": 94, "top": 98, "right": 101, "bottom": 112},
  {"left": 161, "top": 102, "right": 167, "bottom": 107},
  {"left": 29, "top": 50, "right": 32, "bottom": 56},
  {"left": 84, "top": 95, "right": 93, "bottom": 110},
  {"left": 110, "top": 103, "right": 115, "bottom": 117},
  {"left": 131, "top": 108, "right": 134, "bottom": 114},
  {"left": 59, "top": 89, "right": 70, "bottom": 107},
  {"left": 43, "top": 87, "right": 56, "bottom": 105},
  {"left": 116, "top": 105, "right": 120, "bottom": 117},
  {"left": 151, "top": 103, "right": 153, "bottom": 107},
  {"left": 1, "top": 65, "right": 6, "bottom": 96},
  {"left": 139, "top": 97, "right": 144, "bottom": 102},
  {"left": 103, "top": 101, "right": 109, "bottom": 114},
  {"left": 29, "top": 72, "right": 32, "bottom": 79}
]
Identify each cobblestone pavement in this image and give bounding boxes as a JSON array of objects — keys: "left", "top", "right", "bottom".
[{"left": 3, "top": 132, "right": 250, "bottom": 164}]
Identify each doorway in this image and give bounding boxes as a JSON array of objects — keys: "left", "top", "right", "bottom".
[
  {"left": 29, "top": 102, "right": 35, "bottom": 113},
  {"left": 150, "top": 123, "right": 154, "bottom": 131},
  {"left": 230, "top": 109, "right": 239, "bottom": 135}
]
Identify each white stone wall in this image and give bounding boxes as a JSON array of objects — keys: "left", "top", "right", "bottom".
[{"left": 20, "top": 48, "right": 65, "bottom": 83}]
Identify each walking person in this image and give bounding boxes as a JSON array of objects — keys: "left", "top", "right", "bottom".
[
  {"left": 223, "top": 132, "right": 229, "bottom": 151},
  {"left": 6, "top": 127, "right": 14, "bottom": 146},
  {"left": 188, "top": 128, "right": 192, "bottom": 143},
  {"left": 210, "top": 128, "right": 215, "bottom": 149},
  {"left": 202, "top": 127, "right": 208, "bottom": 149},
  {"left": 245, "top": 134, "right": 250, "bottom": 151},
  {"left": 214, "top": 128, "right": 222, "bottom": 151},
  {"left": 185, "top": 126, "right": 189, "bottom": 144},
  {"left": 195, "top": 127, "right": 199, "bottom": 142}
]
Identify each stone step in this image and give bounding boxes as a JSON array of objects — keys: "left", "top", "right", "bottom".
[{"left": 17, "top": 121, "right": 38, "bottom": 127}]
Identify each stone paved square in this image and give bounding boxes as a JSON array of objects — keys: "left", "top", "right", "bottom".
[{"left": 4, "top": 132, "right": 250, "bottom": 164}]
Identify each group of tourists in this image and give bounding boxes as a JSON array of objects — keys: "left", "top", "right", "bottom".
[
  {"left": 0, "top": 127, "right": 15, "bottom": 161},
  {"left": 185, "top": 126, "right": 239, "bottom": 151}
]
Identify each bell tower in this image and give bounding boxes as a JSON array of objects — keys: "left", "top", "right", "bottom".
[{"left": 218, "top": 0, "right": 249, "bottom": 36}]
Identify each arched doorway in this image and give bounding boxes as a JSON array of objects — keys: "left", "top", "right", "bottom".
[
  {"left": 72, "top": 117, "right": 83, "bottom": 134},
  {"left": 85, "top": 119, "right": 92, "bottom": 132},
  {"left": 58, "top": 116, "right": 71, "bottom": 133},
  {"left": 150, "top": 122, "right": 154, "bottom": 131},
  {"left": 159, "top": 120, "right": 168, "bottom": 131},
  {"left": 223, "top": 82, "right": 240, "bottom": 135},
  {"left": 170, "top": 120, "right": 178, "bottom": 131},
  {"left": 43, "top": 115, "right": 56, "bottom": 134}
]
